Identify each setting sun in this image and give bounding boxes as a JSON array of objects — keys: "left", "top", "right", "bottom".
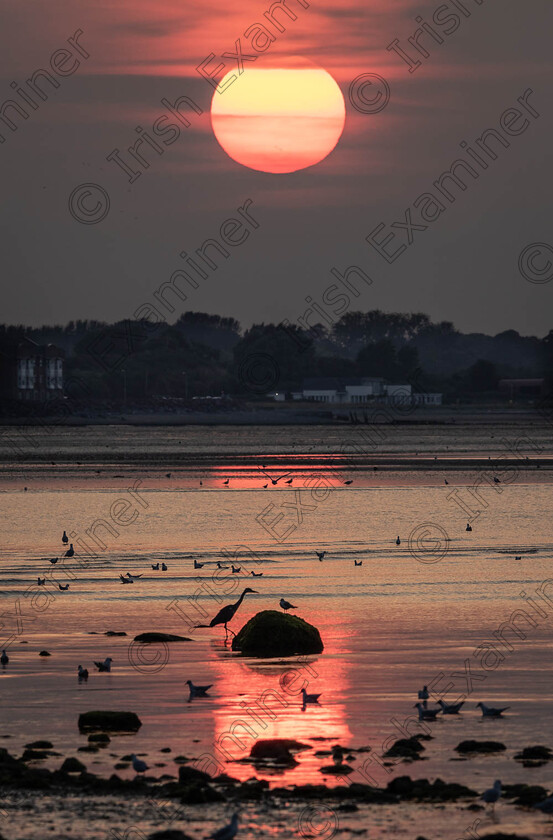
[{"left": 211, "top": 67, "right": 346, "bottom": 174}]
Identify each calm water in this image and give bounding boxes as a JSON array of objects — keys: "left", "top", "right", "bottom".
[{"left": 1, "top": 424, "right": 553, "bottom": 838}]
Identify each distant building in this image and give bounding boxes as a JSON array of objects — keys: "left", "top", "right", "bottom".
[
  {"left": 0, "top": 338, "right": 64, "bottom": 401},
  {"left": 499, "top": 378, "right": 546, "bottom": 399},
  {"left": 300, "top": 377, "right": 442, "bottom": 405}
]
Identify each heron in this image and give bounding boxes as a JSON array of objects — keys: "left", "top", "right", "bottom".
[
  {"left": 279, "top": 598, "right": 296, "bottom": 612},
  {"left": 62, "top": 531, "right": 69, "bottom": 544},
  {"left": 196, "top": 588, "right": 257, "bottom": 639}
]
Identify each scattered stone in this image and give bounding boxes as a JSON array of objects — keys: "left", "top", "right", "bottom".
[
  {"left": 88, "top": 733, "right": 110, "bottom": 744},
  {"left": 133, "top": 632, "right": 191, "bottom": 642},
  {"left": 173, "top": 755, "right": 190, "bottom": 764},
  {"left": 21, "top": 749, "right": 49, "bottom": 761},
  {"left": 105, "top": 631, "right": 127, "bottom": 636},
  {"left": 25, "top": 741, "right": 53, "bottom": 750},
  {"left": 160, "top": 747, "right": 172, "bottom": 753},
  {"left": 78, "top": 711, "right": 142, "bottom": 732},
  {"left": 232, "top": 610, "right": 323, "bottom": 656},
  {"left": 38, "top": 650, "right": 51, "bottom": 656},
  {"left": 455, "top": 740, "right": 506, "bottom": 754},
  {"left": 387, "top": 776, "right": 477, "bottom": 801},
  {"left": 60, "top": 757, "right": 86, "bottom": 774}
]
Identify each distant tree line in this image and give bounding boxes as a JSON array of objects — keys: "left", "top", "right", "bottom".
[{"left": 1, "top": 310, "right": 551, "bottom": 403}]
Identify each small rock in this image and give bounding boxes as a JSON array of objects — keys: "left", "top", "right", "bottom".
[
  {"left": 160, "top": 747, "right": 172, "bottom": 753},
  {"left": 134, "top": 632, "right": 191, "bottom": 642},
  {"left": 455, "top": 740, "right": 506, "bottom": 754},
  {"left": 147, "top": 833, "right": 193, "bottom": 840},
  {"left": 25, "top": 741, "right": 53, "bottom": 749},
  {"left": 178, "top": 765, "right": 212, "bottom": 785},
  {"left": 320, "top": 764, "right": 354, "bottom": 774},
  {"left": 232, "top": 610, "right": 323, "bottom": 657},
  {"left": 105, "top": 631, "right": 127, "bottom": 636},
  {"left": 38, "top": 650, "right": 51, "bottom": 657},
  {"left": 78, "top": 711, "right": 142, "bottom": 732},
  {"left": 514, "top": 745, "right": 552, "bottom": 761},
  {"left": 249, "top": 739, "right": 309, "bottom": 764},
  {"left": 88, "top": 733, "right": 110, "bottom": 744},
  {"left": 384, "top": 737, "right": 426, "bottom": 760},
  {"left": 21, "top": 749, "right": 49, "bottom": 761},
  {"left": 60, "top": 757, "right": 86, "bottom": 773}
]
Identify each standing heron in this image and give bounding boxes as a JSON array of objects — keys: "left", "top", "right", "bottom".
[{"left": 196, "top": 588, "right": 257, "bottom": 639}]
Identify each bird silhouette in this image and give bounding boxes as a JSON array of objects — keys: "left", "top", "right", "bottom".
[
  {"left": 493, "top": 476, "right": 500, "bottom": 483},
  {"left": 481, "top": 779, "right": 501, "bottom": 811},
  {"left": 126, "top": 573, "right": 142, "bottom": 581},
  {"left": 131, "top": 754, "right": 148, "bottom": 773},
  {"left": 261, "top": 470, "right": 292, "bottom": 485},
  {"left": 466, "top": 523, "right": 472, "bottom": 532},
  {"left": 62, "top": 531, "right": 69, "bottom": 544},
  {"left": 186, "top": 679, "right": 213, "bottom": 698},
  {"left": 152, "top": 563, "right": 160, "bottom": 570},
  {"left": 285, "top": 478, "right": 293, "bottom": 485},
  {"left": 49, "top": 558, "right": 58, "bottom": 565},
  {"left": 65, "top": 544, "right": 75, "bottom": 557},
  {"left": 78, "top": 665, "right": 89, "bottom": 681},
  {"left": 437, "top": 699, "right": 464, "bottom": 714},
  {"left": 476, "top": 702, "right": 510, "bottom": 717},
  {"left": 194, "top": 559, "right": 204, "bottom": 569},
  {"left": 251, "top": 571, "right": 263, "bottom": 577},
  {"left": 444, "top": 479, "right": 449, "bottom": 485},
  {"left": 231, "top": 565, "right": 241, "bottom": 573},
  {"left": 223, "top": 478, "right": 230, "bottom": 486},
  {"left": 37, "top": 577, "right": 46, "bottom": 586},
  {"left": 161, "top": 562, "right": 168, "bottom": 570},
  {"left": 208, "top": 813, "right": 239, "bottom": 840},
  {"left": 217, "top": 562, "right": 229, "bottom": 570},
  {"left": 343, "top": 480, "right": 353, "bottom": 485},
  {"left": 395, "top": 536, "right": 401, "bottom": 545},
  {"left": 316, "top": 551, "right": 326, "bottom": 561},
  {"left": 301, "top": 688, "right": 321, "bottom": 706},
  {"left": 196, "top": 588, "right": 257, "bottom": 639},
  {"left": 414, "top": 703, "right": 440, "bottom": 720},
  {"left": 1, "top": 650, "right": 9, "bottom": 668},
  {"left": 58, "top": 583, "right": 70, "bottom": 591},
  {"left": 120, "top": 575, "right": 133, "bottom": 584},
  {"left": 280, "top": 598, "right": 296, "bottom": 611},
  {"left": 94, "top": 657, "right": 113, "bottom": 672},
  {"left": 354, "top": 560, "right": 362, "bottom": 566}
]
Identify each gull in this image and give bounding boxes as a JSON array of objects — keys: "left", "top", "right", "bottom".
[
  {"left": 186, "top": 679, "right": 213, "bottom": 698},
  {"left": 195, "top": 588, "right": 257, "bottom": 639},
  {"left": 418, "top": 686, "right": 429, "bottom": 708},
  {"left": 78, "top": 665, "right": 89, "bottom": 681},
  {"left": 251, "top": 571, "right": 263, "bottom": 577},
  {"left": 261, "top": 470, "right": 292, "bottom": 486},
  {"left": 223, "top": 479, "right": 230, "bottom": 486},
  {"left": 466, "top": 523, "right": 472, "bottom": 532},
  {"left": 395, "top": 536, "right": 401, "bottom": 546},
  {"left": 231, "top": 565, "right": 241, "bottom": 574},
  {"left": 126, "top": 573, "right": 143, "bottom": 580},
  {"left": 62, "top": 531, "right": 69, "bottom": 544},
  {"left": 194, "top": 559, "right": 204, "bottom": 569},
  {"left": 208, "top": 813, "right": 239, "bottom": 840},
  {"left": 301, "top": 688, "right": 321, "bottom": 706},
  {"left": 414, "top": 703, "right": 440, "bottom": 720},
  {"left": 285, "top": 478, "right": 293, "bottom": 485},
  {"left": 65, "top": 544, "right": 75, "bottom": 557},
  {"left": 49, "top": 558, "right": 58, "bottom": 565},
  {"left": 217, "top": 562, "right": 229, "bottom": 570},
  {"left": 316, "top": 551, "right": 326, "bottom": 561},
  {"left": 476, "top": 702, "right": 510, "bottom": 717},
  {"left": 120, "top": 575, "right": 133, "bottom": 584},
  {"left": 161, "top": 562, "right": 168, "bottom": 571},
  {"left": 534, "top": 795, "right": 553, "bottom": 814},
  {"left": 58, "top": 583, "right": 70, "bottom": 591},
  {"left": 437, "top": 698, "right": 464, "bottom": 714},
  {"left": 152, "top": 563, "right": 160, "bottom": 569},
  {"left": 280, "top": 598, "right": 296, "bottom": 612},
  {"left": 1, "top": 651, "right": 9, "bottom": 667},
  {"left": 481, "top": 779, "right": 501, "bottom": 811},
  {"left": 354, "top": 560, "right": 362, "bottom": 566},
  {"left": 131, "top": 754, "right": 148, "bottom": 774},
  {"left": 262, "top": 483, "right": 268, "bottom": 489},
  {"left": 37, "top": 577, "right": 46, "bottom": 586},
  {"left": 94, "top": 657, "right": 113, "bottom": 672}
]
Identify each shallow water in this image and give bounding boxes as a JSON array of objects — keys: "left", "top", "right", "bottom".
[{"left": 1, "top": 424, "right": 553, "bottom": 838}]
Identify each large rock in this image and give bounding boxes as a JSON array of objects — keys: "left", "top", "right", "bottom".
[
  {"left": 78, "top": 711, "right": 142, "bottom": 732},
  {"left": 231, "top": 610, "right": 323, "bottom": 657}
]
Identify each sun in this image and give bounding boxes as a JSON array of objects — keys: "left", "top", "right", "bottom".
[{"left": 210, "top": 66, "right": 346, "bottom": 174}]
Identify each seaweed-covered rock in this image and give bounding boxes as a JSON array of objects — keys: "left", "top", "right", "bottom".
[
  {"left": 21, "top": 749, "right": 50, "bottom": 761},
  {"left": 514, "top": 745, "right": 552, "bottom": 763},
  {"left": 384, "top": 737, "right": 426, "bottom": 760},
  {"left": 60, "top": 757, "right": 86, "bottom": 773},
  {"left": 133, "top": 633, "right": 191, "bottom": 642},
  {"left": 455, "top": 740, "right": 506, "bottom": 754},
  {"left": 38, "top": 650, "right": 51, "bottom": 656},
  {"left": 232, "top": 610, "right": 323, "bottom": 657},
  {"left": 178, "top": 765, "right": 212, "bottom": 785},
  {"left": 250, "top": 739, "right": 309, "bottom": 763},
  {"left": 503, "top": 783, "right": 549, "bottom": 806},
  {"left": 25, "top": 741, "right": 53, "bottom": 750},
  {"left": 88, "top": 733, "right": 111, "bottom": 744},
  {"left": 78, "top": 711, "right": 142, "bottom": 732}
]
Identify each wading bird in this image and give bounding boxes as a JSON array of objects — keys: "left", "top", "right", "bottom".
[
  {"left": 251, "top": 571, "right": 263, "bottom": 577},
  {"left": 62, "top": 531, "right": 69, "bottom": 544},
  {"left": 279, "top": 598, "right": 296, "bottom": 612},
  {"left": 94, "top": 657, "right": 113, "bottom": 672},
  {"left": 78, "top": 665, "right": 89, "bottom": 681},
  {"left": 196, "top": 588, "right": 257, "bottom": 639},
  {"left": 1, "top": 650, "right": 9, "bottom": 668},
  {"left": 194, "top": 559, "right": 204, "bottom": 569},
  {"left": 152, "top": 563, "right": 160, "bottom": 570},
  {"left": 131, "top": 754, "right": 148, "bottom": 774},
  {"left": 414, "top": 703, "right": 440, "bottom": 720},
  {"left": 316, "top": 551, "right": 326, "bottom": 561},
  {"left": 208, "top": 813, "right": 239, "bottom": 840},
  {"left": 476, "top": 702, "right": 510, "bottom": 717},
  {"left": 120, "top": 575, "right": 133, "bottom": 584},
  {"left": 437, "top": 698, "right": 464, "bottom": 714},
  {"left": 58, "top": 583, "right": 70, "bottom": 591},
  {"left": 65, "top": 544, "right": 75, "bottom": 557},
  {"left": 186, "top": 679, "right": 213, "bottom": 698},
  {"left": 481, "top": 779, "right": 501, "bottom": 811}
]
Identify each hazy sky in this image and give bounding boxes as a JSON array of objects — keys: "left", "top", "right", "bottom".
[{"left": 1, "top": 0, "right": 552, "bottom": 335}]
